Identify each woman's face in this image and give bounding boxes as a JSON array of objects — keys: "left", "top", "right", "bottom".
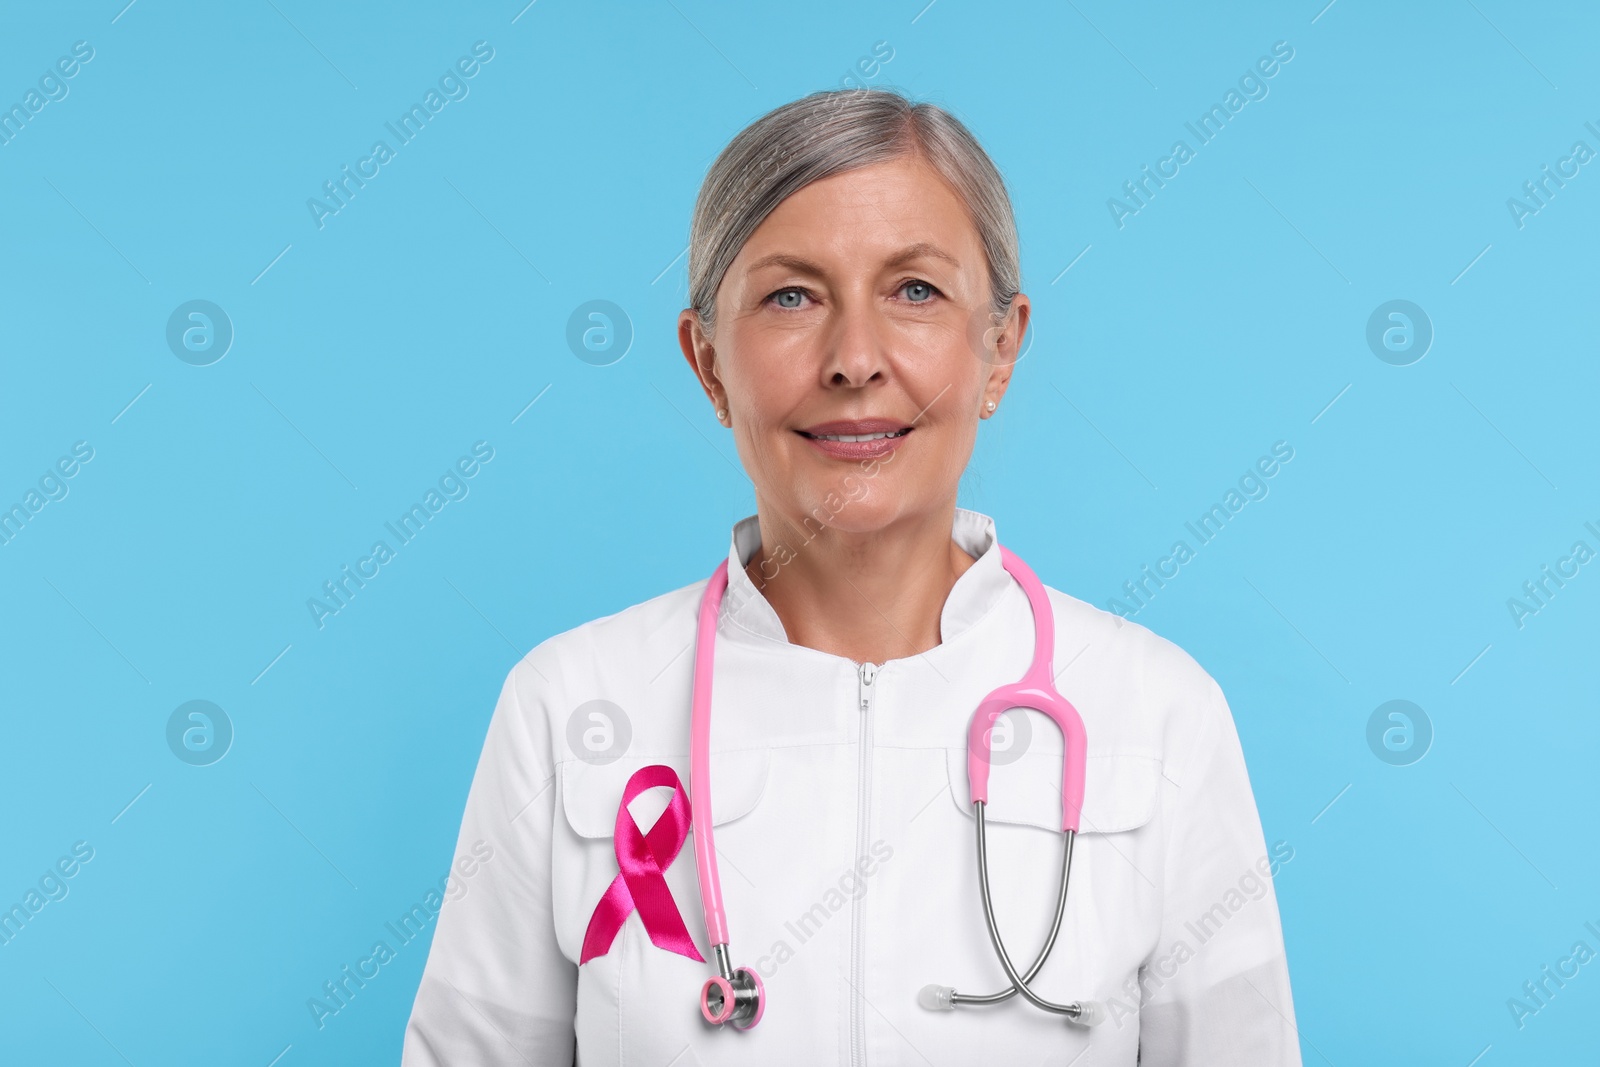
[{"left": 679, "top": 153, "right": 1029, "bottom": 542}]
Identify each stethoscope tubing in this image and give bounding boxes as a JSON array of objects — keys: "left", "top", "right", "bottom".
[
  {"left": 689, "top": 545, "right": 1098, "bottom": 1029},
  {"left": 690, "top": 559, "right": 732, "bottom": 950},
  {"left": 690, "top": 560, "right": 764, "bottom": 1029}
]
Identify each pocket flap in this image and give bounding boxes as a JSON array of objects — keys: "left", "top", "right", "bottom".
[
  {"left": 945, "top": 748, "right": 1162, "bottom": 834},
  {"left": 559, "top": 750, "right": 771, "bottom": 839}
]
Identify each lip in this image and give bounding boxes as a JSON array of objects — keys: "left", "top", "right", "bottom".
[
  {"left": 798, "top": 418, "right": 912, "bottom": 436},
  {"left": 795, "top": 417, "right": 914, "bottom": 462}
]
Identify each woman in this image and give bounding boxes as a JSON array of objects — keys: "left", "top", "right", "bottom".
[{"left": 403, "top": 88, "right": 1300, "bottom": 1065}]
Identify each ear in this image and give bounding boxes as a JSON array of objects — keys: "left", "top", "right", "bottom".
[
  {"left": 981, "top": 294, "right": 1029, "bottom": 414},
  {"left": 678, "top": 308, "right": 725, "bottom": 413}
]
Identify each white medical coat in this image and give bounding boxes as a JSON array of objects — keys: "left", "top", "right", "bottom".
[{"left": 402, "top": 508, "right": 1302, "bottom": 1065}]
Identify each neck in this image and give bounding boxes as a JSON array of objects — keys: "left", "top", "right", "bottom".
[{"left": 744, "top": 500, "right": 977, "bottom": 665}]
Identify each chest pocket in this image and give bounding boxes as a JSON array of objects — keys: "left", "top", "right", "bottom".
[
  {"left": 553, "top": 750, "right": 772, "bottom": 964},
  {"left": 944, "top": 747, "right": 1162, "bottom": 834},
  {"left": 558, "top": 749, "right": 772, "bottom": 837}
]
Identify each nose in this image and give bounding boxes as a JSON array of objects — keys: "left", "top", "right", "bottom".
[{"left": 819, "top": 292, "right": 889, "bottom": 389}]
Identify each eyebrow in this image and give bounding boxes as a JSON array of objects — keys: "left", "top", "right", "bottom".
[{"left": 743, "top": 241, "right": 961, "bottom": 276}]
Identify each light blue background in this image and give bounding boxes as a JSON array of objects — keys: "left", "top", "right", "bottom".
[{"left": 2, "top": 1, "right": 1596, "bottom": 1063}]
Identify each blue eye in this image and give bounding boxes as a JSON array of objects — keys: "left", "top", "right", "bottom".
[
  {"left": 904, "top": 281, "right": 935, "bottom": 303},
  {"left": 773, "top": 289, "right": 804, "bottom": 309}
]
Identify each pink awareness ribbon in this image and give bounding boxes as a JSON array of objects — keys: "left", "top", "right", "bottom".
[{"left": 579, "top": 763, "right": 706, "bottom": 965}]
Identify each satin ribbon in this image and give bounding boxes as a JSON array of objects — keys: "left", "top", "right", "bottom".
[{"left": 580, "top": 763, "right": 706, "bottom": 964}]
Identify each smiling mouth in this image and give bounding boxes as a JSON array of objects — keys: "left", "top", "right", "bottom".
[{"left": 798, "top": 428, "right": 914, "bottom": 442}]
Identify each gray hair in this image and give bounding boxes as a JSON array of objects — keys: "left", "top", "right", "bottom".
[{"left": 686, "top": 88, "right": 1021, "bottom": 339}]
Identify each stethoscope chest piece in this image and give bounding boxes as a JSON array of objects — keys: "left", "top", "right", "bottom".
[{"left": 699, "top": 947, "right": 765, "bottom": 1028}]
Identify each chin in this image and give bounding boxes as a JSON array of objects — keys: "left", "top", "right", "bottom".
[{"left": 787, "top": 480, "right": 916, "bottom": 537}]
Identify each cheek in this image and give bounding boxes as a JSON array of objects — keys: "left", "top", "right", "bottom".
[
  {"left": 729, "top": 369, "right": 794, "bottom": 418},
  {"left": 899, "top": 339, "right": 987, "bottom": 432},
  {"left": 903, "top": 312, "right": 984, "bottom": 379},
  {"left": 930, "top": 413, "right": 981, "bottom": 480},
  {"left": 734, "top": 422, "right": 791, "bottom": 475},
  {"left": 722, "top": 336, "right": 813, "bottom": 424}
]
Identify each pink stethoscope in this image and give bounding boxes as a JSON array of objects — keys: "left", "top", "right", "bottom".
[{"left": 691, "top": 545, "right": 1103, "bottom": 1029}]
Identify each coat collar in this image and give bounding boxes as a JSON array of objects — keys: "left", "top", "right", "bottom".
[{"left": 716, "top": 507, "right": 1010, "bottom": 653}]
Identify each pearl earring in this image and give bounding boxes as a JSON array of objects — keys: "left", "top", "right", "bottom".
[
  {"left": 986, "top": 400, "right": 996, "bottom": 411},
  {"left": 716, "top": 408, "right": 728, "bottom": 422}
]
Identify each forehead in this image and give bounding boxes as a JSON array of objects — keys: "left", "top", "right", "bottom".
[{"left": 734, "top": 155, "right": 983, "bottom": 268}]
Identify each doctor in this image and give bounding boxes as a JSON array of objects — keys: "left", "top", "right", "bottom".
[{"left": 403, "top": 87, "right": 1301, "bottom": 1065}]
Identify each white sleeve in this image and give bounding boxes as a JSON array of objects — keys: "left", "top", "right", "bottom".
[
  {"left": 1135, "top": 677, "right": 1303, "bottom": 1066},
  {"left": 402, "top": 658, "right": 576, "bottom": 1066}
]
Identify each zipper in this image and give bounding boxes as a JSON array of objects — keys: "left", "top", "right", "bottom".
[{"left": 851, "top": 660, "right": 879, "bottom": 1067}]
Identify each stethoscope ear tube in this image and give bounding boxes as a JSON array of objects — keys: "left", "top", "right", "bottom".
[
  {"left": 921, "top": 808, "right": 1101, "bottom": 1025},
  {"left": 924, "top": 806, "right": 1073, "bottom": 1011},
  {"left": 970, "top": 805, "right": 1100, "bottom": 1025},
  {"left": 919, "top": 809, "right": 1100, "bottom": 1025}
]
